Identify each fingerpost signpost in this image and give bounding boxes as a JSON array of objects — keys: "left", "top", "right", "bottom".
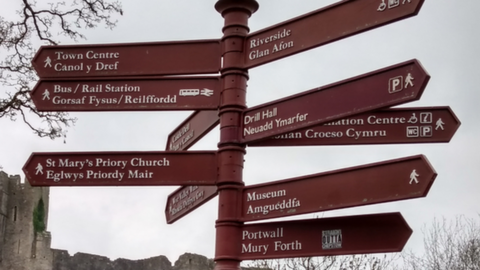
[{"left": 24, "top": 1, "right": 461, "bottom": 270}]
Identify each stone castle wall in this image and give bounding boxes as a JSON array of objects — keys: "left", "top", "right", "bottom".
[
  {"left": 51, "top": 251, "right": 213, "bottom": 270},
  {"left": 0, "top": 171, "right": 52, "bottom": 270},
  {"left": 0, "top": 171, "right": 216, "bottom": 270}
]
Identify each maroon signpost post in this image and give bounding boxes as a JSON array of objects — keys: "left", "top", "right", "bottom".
[
  {"left": 24, "top": 1, "right": 442, "bottom": 270},
  {"left": 242, "top": 155, "right": 436, "bottom": 222},
  {"left": 31, "top": 76, "right": 221, "bottom": 111},
  {"left": 249, "top": 106, "right": 461, "bottom": 147},
  {"left": 240, "top": 212, "right": 412, "bottom": 260}
]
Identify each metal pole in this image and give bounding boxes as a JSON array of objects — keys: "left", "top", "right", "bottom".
[{"left": 214, "top": 1, "right": 258, "bottom": 270}]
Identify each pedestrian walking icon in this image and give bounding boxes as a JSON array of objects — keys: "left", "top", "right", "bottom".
[
  {"left": 409, "top": 169, "right": 419, "bottom": 184},
  {"left": 44, "top": 57, "right": 52, "bottom": 68},
  {"left": 436, "top": 118, "right": 445, "bottom": 130},
  {"left": 35, "top": 163, "right": 44, "bottom": 175},
  {"left": 405, "top": 73, "right": 414, "bottom": 88},
  {"left": 42, "top": 89, "right": 50, "bottom": 100}
]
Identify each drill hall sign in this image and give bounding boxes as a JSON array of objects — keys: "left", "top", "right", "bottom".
[
  {"left": 241, "top": 59, "right": 430, "bottom": 143},
  {"left": 23, "top": 0, "right": 458, "bottom": 264}
]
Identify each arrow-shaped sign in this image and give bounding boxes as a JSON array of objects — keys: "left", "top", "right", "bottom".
[
  {"left": 32, "top": 39, "right": 221, "bottom": 78},
  {"left": 242, "top": 154, "right": 436, "bottom": 222},
  {"left": 241, "top": 59, "right": 430, "bottom": 143},
  {"left": 166, "top": 110, "right": 219, "bottom": 151},
  {"left": 245, "top": 0, "right": 425, "bottom": 68},
  {"left": 30, "top": 76, "right": 221, "bottom": 111},
  {"left": 165, "top": 185, "right": 218, "bottom": 224},
  {"left": 249, "top": 106, "right": 461, "bottom": 147},
  {"left": 240, "top": 212, "right": 412, "bottom": 260},
  {"left": 23, "top": 151, "right": 218, "bottom": 186},
  {"left": 164, "top": 111, "right": 220, "bottom": 223}
]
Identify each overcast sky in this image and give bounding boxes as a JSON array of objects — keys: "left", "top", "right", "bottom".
[{"left": 1, "top": 0, "right": 480, "bottom": 263}]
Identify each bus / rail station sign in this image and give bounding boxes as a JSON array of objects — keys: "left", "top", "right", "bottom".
[{"left": 31, "top": 76, "right": 221, "bottom": 111}]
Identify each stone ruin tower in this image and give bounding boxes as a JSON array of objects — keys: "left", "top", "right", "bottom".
[
  {"left": 0, "top": 171, "right": 217, "bottom": 270},
  {"left": 0, "top": 171, "right": 52, "bottom": 270}
]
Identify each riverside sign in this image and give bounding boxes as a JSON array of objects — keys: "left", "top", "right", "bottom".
[{"left": 24, "top": 0, "right": 453, "bottom": 263}]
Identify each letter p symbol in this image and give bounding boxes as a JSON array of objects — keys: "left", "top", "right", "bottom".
[{"left": 389, "top": 76, "right": 404, "bottom": 93}]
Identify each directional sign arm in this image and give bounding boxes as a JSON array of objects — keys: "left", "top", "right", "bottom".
[
  {"left": 164, "top": 111, "right": 220, "bottom": 223},
  {"left": 242, "top": 59, "right": 430, "bottom": 143},
  {"left": 23, "top": 151, "right": 218, "bottom": 186},
  {"left": 32, "top": 39, "right": 221, "bottom": 78},
  {"left": 242, "top": 154, "right": 436, "bottom": 221},
  {"left": 245, "top": 0, "right": 425, "bottom": 68},
  {"left": 240, "top": 212, "right": 412, "bottom": 260},
  {"left": 248, "top": 106, "right": 461, "bottom": 147},
  {"left": 165, "top": 185, "right": 218, "bottom": 224},
  {"left": 30, "top": 76, "right": 221, "bottom": 112},
  {"left": 166, "top": 110, "right": 219, "bottom": 151}
]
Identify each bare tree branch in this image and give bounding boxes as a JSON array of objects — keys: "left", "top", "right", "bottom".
[
  {"left": 401, "top": 215, "right": 480, "bottom": 270},
  {"left": 242, "top": 253, "right": 400, "bottom": 270},
  {"left": 0, "top": 0, "right": 122, "bottom": 139}
]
